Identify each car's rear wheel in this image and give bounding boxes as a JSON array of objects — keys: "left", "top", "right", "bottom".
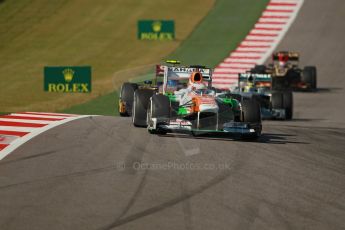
[
  {"left": 302, "top": 66, "right": 317, "bottom": 90},
  {"left": 119, "top": 82, "right": 138, "bottom": 116},
  {"left": 132, "top": 89, "right": 154, "bottom": 127}
]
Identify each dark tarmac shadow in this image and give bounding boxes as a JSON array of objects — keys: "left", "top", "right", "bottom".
[
  {"left": 289, "top": 118, "right": 326, "bottom": 122},
  {"left": 158, "top": 132, "right": 309, "bottom": 145},
  {"left": 294, "top": 87, "right": 343, "bottom": 94},
  {"left": 315, "top": 87, "right": 343, "bottom": 93},
  {"left": 263, "top": 118, "right": 326, "bottom": 123},
  {"left": 257, "top": 133, "right": 309, "bottom": 145}
]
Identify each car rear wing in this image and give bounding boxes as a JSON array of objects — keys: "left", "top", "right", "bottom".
[
  {"left": 238, "top": 73, "right": 272, "bottom": 90},
  {"left": 158, "top": 65, "right": 212, "bottom": 94},
  {"left": 157, "top": 65, "right": 212, "bottom": 80},
  {"left": 272, "top": 51, "right": 300, "bottom": 62},
  {"left": 156, "top": 65, "right": 165, "bottom": 77}
]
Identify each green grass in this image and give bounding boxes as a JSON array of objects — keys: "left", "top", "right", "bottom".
[
  {"left": 63, "top": 91, "right": 119, "bottom": 116},
  {"left": 0, "top": 0, "right": 215, "bottom": 112},
  {"left": 63, "top": 0, "right": 269, "bottom": 116}
]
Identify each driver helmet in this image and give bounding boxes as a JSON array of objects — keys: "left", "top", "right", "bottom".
[
  {"left": 188, "top": 72, "right": 207, "bottom": 90},
  {"left": 278, "top": 52, "right": 289, "bottom": 67},
  {"left": 244, "top": 82, "right": 255, "bottom": 92}
]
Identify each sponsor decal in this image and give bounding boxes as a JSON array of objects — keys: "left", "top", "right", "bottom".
[
  {"left": 44, "top": 66, "right": 91, "bottom": 93},
  {"left": 167, "top": 67, "right": 212, "bottom": 79},
  {"left": 168, "top": 67, "right": 210, "bottom": 74},
  {"left": 138, "top": 20, "right": 175, "bottom": 41},
  {"left": 239, "top": 73, "right": 271, "bottom": 79}
]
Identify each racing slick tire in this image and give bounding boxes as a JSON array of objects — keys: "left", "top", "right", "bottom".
[
  {"left": 147, "top": 94, "right": 170, "bottom": 134},
  {"left": 241, "top": 99, "right": 261, "bottom": 123},
  {"left": 302, "top": 66, "right": 317, "bottom": 90},
  {"left": 271, "top": 91, "right": 284, "bottom": 110},
  {"left": 272, "top": 91, "right": 293, "bottom": 120},
  {"left": 241, "top": 99, "right": 262, "bottom": 139},
  {"left": 119, "top": 82, "right": 138, "bottom": 116},
  {"left": 132, "top": 89, "right": 154, "bottom": 127},
  {"left": 283, "top": 90, "right": 293, "bottom": 120}
]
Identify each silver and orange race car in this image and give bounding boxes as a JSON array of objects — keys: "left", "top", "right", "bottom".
[{"left": 126, "top": 61, "right": 262, "bottom": 139}]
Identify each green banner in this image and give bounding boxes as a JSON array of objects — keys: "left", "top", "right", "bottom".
[
  {"left": 138, "top": 20, "right": 175, "bottom": 41},
  {"left": 44, "top": 66, "right": 91, "bottom": 93}
]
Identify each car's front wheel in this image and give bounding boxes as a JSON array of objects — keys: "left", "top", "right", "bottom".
[
  {"left": 241, "top": 98, "right": 262, "bottom": 139},
  {"left": 132, "top": 89, "right": 154, "bottom": 127},
  {"left": 147, "top": 94, "right": 170, "bottom": 134}
]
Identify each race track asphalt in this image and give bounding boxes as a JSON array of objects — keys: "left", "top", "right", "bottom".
[{"left": 0, "top": 0, "right": 344, "bottom": 229}]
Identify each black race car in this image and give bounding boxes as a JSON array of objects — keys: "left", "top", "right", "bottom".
[{"left": 251, "top": 51, "right": 317, "bottom": 91}]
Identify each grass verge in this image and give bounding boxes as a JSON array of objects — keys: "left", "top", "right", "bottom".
[
  {"left": 0, "top": 0, "right": 215, "bottom": 112},
  {"left": 63, "top": 91, "right": 119, "bottom": 116}
]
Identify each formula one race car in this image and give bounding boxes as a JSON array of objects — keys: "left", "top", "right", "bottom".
[
  {"left": 251, "top": 51, "right": 317, "bottom": 91},
  {"left": 237, "top": 72, "right": 293, "bottom": 120},
  {"left": 131, "top": 61, "right": 262, "bottom": 139}
]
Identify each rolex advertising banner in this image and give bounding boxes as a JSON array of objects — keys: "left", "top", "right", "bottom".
[
  {"left": 44, "top": 66, "right": 91, "bottom": 93},
  {"left": 138, "top": 20, "right": 175, "bottom": 40}
]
